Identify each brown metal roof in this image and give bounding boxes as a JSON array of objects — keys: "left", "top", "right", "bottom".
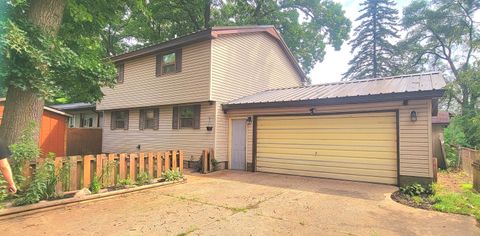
[
  {"left": 110, "top": 25, "right": 306, "bottom": 82},
  {"left": 432, "top": 111, "right": 451, "bottom": 124},
  {"left": 223, "top": 72, "right": 446, "bottom": 110}
]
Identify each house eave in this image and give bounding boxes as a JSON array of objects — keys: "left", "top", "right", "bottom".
[{"left": 222, "top": 90, "right": 445, "bottom": 112}]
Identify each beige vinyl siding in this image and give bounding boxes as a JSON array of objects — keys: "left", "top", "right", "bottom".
[
  {"left": 102, "top": 102, "right": 215, "bottom": 159},
  {"left": 97, "top": 41, "right": 212, "bottom": 110},
  {"left": 211, "top": 32, "right": 303, "bottom": 161},
  {"left": 226, "top": 100, "right": 433, "bottom": 178}
]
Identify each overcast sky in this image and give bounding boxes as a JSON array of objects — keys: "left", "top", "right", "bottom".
[{"left": 308, "top": 0, "right": 412, "bottom": 84}]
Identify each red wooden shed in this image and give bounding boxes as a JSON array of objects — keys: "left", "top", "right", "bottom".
[{"left": 0, "top": 98, "right": 71, "bottom": 157}]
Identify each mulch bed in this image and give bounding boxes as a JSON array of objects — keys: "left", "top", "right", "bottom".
[{"left": 391, "top": 191, "right": 434, "bottom": 210}]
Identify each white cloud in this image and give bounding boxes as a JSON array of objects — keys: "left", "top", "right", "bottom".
[{"left": 309, "top": 0, "right": 412, "bottom": 84}]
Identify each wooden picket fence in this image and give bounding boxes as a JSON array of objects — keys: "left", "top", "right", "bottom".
[{"left": 26, "top": 150, "right": 184, "bottom": 192}]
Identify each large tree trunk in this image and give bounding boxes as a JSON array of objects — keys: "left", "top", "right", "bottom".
[{"left": 0, "top": 0, "right": 66, "bottom": 146}]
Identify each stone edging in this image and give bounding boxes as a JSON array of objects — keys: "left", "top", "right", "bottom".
[{"left": 0, "top": 178, "right": 186, "bottom": 219}]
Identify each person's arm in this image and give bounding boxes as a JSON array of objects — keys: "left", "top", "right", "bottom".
[{"left": 0, "top": 158, "right": 16, "bottom": 193}]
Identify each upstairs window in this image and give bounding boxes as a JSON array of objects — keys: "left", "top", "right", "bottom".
[
  {"left": 156, "top": 49, "right": 182, "bottom": 76},
  {"left": 116, "top": 64, "right": 124, "bottom": 83},
  {"left": 111, "top": 110, "right": 129, "bottom": 130},
  {"left": 172, "top": 105, "right": 200, "bottom": 129},
  {"left": 140, "top": 108, "right": 159, "bottom": 130}
]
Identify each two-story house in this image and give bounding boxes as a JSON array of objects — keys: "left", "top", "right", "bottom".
[
  {"left": 97, "top": 26, "right": 305, "bottom": 169},
  {"left": 98, "top": 25, "right": 445, "bottom": 186}
]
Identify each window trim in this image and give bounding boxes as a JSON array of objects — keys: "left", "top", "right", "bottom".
[
  {"left": 116, "top": 63, "right": 124, "bottom": 84},
  {"left": 139, "top": 108, "right": 159, "bottom": 130},
  {"left": 172, "top": 104, "right": 200, "bottom": 130},
  {"left": 156, "top": 49, "right": 182, "bottom": 77},
  {"left": 111, "top": 110, "right": 129, "bottom": 130}
]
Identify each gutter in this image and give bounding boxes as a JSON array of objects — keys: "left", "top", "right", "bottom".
[{"left": 222, "top": 90, "right": 445, "bottom": 111}]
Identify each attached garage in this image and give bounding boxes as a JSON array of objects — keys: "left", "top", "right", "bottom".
[
  {"left": 223, "top": 72, "right": 446, "bottom": 186},
  {"left": 256, "top": 112, "right": 398, "bottom": 185}
]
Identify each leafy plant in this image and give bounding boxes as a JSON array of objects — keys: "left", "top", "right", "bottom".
[
  {"left": 89, "top": 176, "right": 101, "bottom": 194},
  {"left": 118, "top": 178, "right": 133, "bottom": 186},
  {"left": 0, "top": 174, "right": 8, "bottom": 206},
  {"left": 8, "top": 122, "right": 41, "bottom": 189},
  {"left": 211, "top": 158, "right": 220, "bottom": 171},
  {"left": 162, "top": 168, "right": 183, "bottom": 182},
  {"left": 136, "top": 171, "right": 150, "bottom": 186},
  {"left": 14, "top": 154, "right": 58, "bottom": 206},
  {"left": 444, "top": 117, "right": 470, "bottom": 167},
  {"left": 400, "top": 183, "right": 433, "bottom": 197}
]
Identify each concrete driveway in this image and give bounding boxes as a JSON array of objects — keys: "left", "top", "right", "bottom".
[{"left": 0, "top": 170, "right": 478, "bottom": 235}]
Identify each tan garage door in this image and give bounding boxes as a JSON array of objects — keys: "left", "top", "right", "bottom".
[{"left": 256, "top": 112, "right": 398, "bottom": 185}]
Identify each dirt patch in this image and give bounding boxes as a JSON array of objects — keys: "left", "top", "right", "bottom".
[
  {"left": 438, "top": 170, "right": 471, "bottom": 192},
  {"left": 391, "top": 191, "right": 433, "bottom": 210}
]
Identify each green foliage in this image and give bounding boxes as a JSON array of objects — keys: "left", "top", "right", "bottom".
[
  {"left": 0, "top": 174, "right": 8, "bottom": 205},
  {"left": 8, "top": 122, "right": 40, "bottom": 189},
  {"left": 1, "top": 1, "right": 116, "bottom": 103},
  {"left": 14, "top": 153, "right": 59, "bottom": 206},
  {"left": 136, "top": 171, "right": 150, "bottom": 185},
  {"left": 342, "top": 0, "right": 400, "bottom": 80},
  {"left": 444, "top": 117, "right": 468, "bottom": 167},
  {"left": 432, "top": 183, "right": 480, "bottom": 221},
  {"left": 400, "top": 183, "right": 433, "bottom": 197},
  {"left": 211, "top": 158, "right": 220, "bottom": 171},
  {"left": 400, "top": 0, "right": 480, "bottom": 114},
  {"left": 162, "top": 168, "right": 183, "bottom": 182},
  {"left": 104, "top": 0, "right": 351, "bottom": 79},
  {"left": 118, "top": 178, "right": 134, "bottom": 186},
  {"left": 89, "top": 176, "right": 101, "bottom": 194}
]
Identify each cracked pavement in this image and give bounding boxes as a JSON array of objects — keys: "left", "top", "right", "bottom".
[{"left": 0, "top": 170, "right": 478, "bottom": 235}]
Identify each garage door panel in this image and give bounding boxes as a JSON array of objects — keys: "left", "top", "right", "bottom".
[
  {"left": 258, "top": 154, "right": 397, "bottom": 165},
  {"left": 257, "top": 162, "right": 397, "bottom": 178},
  {"left": 258, "top": 143, "right": 395, "bottom": 152},
  {"left": 257, "top": 132, "right": 396, "bottom": 141},
  {"left": 257, "top": 158, "right": 397, "bottom": 170},
  {"left": 258, "top": 139, "right": 397, "bottom": 147},
  {"left": 257, "top": 128, "right": 396, "bottom": 135},
  {"left": 256, "top": 112, "right": 398, "bottom": 185},
  {"left": 258, "top": 167, "right": 397, "bottom": 185},
  {"left": 257, "top": 147, "right": 395, "bottom": 159}
]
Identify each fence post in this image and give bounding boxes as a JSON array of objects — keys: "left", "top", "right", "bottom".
[
  {"left": 129, "top": 153, "right": 137, "bottom": 182},
  {"left": 172, "top": 151, "right": 177, "bottom": 170},
  {"left": 107, "top": 153, "right": 116, "bottom": 186},
  {"left": 96, "top": 154, "right": 103, "bottom": 180},
  {"left": 179, "top": 151, "right": 184, "bottom": 172},
  {"left": 202, "top": 149, "right": 209, "bottom": 174},
  {"left": 148, "top": 153, "right": 154, "bottom": 178},
  {"left": 69, "top": 156, "right": 79, "bottom": 191},
  {"left": 156, "top": 152, "right": 163, "bottom": 178},
  {"left": 83, "top": 155, "right": 94, "bottom": 188},
  {"left": 119, "top": 153, "right": 127, "bottom": 180},
  {"left": 139, "top": 152, "right": 145, "bottom": 174},
  {"left": 54, "top": 157, "right": 63, "bottom": 194},
  {"left": 164, "top": 151, "right": 171, "bottom": 171}
]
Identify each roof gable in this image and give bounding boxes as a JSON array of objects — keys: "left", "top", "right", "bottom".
[{"left": 110, "top": 25, "right": 306, "bottom": 82}]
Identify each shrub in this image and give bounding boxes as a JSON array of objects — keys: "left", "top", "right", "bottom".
[
  {"left": 118, "top": 178, "right": 133, "bottom": 186},
  {"left": 162, "top": 168, "right": 183, "bottom": 182},
  {"left": 444, "top": 117, "right": 469, "bottom": 167},
  {"left": 8, "top": 122, "right": 41, "bottom": 189},
  {"left": 89, "top": 176, "right": 101, "bottom": 194},
  {"left": 400, "top": 183, "right": 433, "bottom": 197},
  {"left": 136, "top": 172, "right": 150, "bottom": 185},
  {"left": 14, "top": 154, "right": 59, "bottom": 206},
  {"left": 211, "top": 158, "right": 220, "bottom": 171}
]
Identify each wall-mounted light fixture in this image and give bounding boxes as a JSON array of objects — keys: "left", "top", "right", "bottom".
[
  {"left": 206, "top": 117, "right": 213, "bottom": 131},
  {"left": 410, "top": 111, "right": 417, "bottom": 122},
  {"left": 309, "top": 108, "right": 315, "bottom": 115},
  {"left": 246, "top": 116, "right": 252, "bottom": 125}
]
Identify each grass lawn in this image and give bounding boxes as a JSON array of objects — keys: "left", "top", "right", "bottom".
[{"left": 431, "top": 172, "right": 480, "bottom": 221}]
